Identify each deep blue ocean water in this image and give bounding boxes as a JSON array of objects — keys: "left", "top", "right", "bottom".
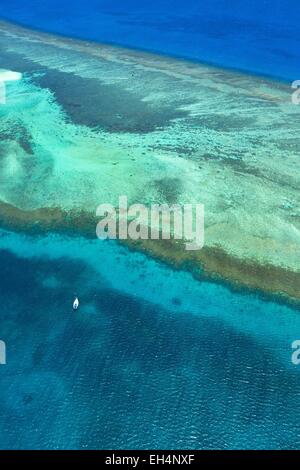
[
  {"left": 1, "top": 1, "right": 300, "bottom": 449},
  {"left": 1, "top": 230, "right": 300, "bottom": 449},
  {"left": 0, "top": 0, "right": 300, "bottom": 81}
]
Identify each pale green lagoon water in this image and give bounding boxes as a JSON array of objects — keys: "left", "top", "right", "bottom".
[{"left": 0, "top": 22, "right": 299, "bottom": 276}]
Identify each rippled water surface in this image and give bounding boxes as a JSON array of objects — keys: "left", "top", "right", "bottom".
[
  {"left": 0, "top": 231, "right": 300, "bottom": 449},
  {"left": 0, "top": 1, "right": 300, "bottom": 450}
]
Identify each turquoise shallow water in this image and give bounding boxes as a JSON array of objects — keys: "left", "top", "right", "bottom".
[
  {"left": 0, "top": 9, "right": 300, "bottom": 450},
  {"left": 1, "top": 229, "right": 300, "bottom": 449}
]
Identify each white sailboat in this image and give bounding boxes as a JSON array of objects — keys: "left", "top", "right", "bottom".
[{"left": 73, "top": 297, "right": 79, "bottom": 310}]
